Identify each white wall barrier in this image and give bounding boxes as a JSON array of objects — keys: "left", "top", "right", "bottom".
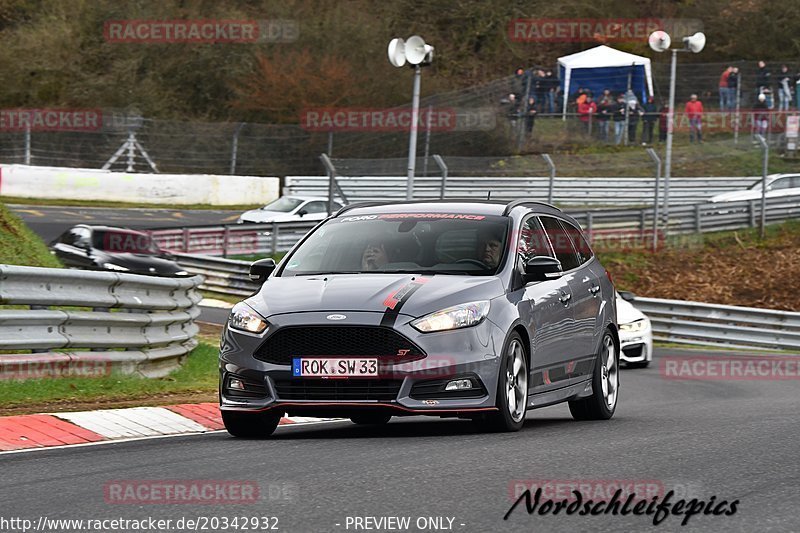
[{"left": 0, "top": 164, "right": 279, "bottom": 206}]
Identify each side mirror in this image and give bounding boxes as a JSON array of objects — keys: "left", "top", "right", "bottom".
[
  {"left": 618, "top": 290, "right": 636, "bottom": 302},
  {"left": 297, "top": 209, "right": 307, "bottom": 217},
  {"left": 249, "top": 258, "right": 276, "bottom": 284},
  {"left": 523, "top": 256, "right": 562, "bottom": 283}
]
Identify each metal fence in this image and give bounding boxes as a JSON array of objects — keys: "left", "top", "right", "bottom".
[
  {"left": 172, "top": 253, "right": 258, "bottom": 297},
  {"left": 285, "top": 174, "right": 758, "bottom": 207},
  {"left": 0, "top": 265, "right": 204, "bottom": 379},
  {"left": 633, "top": 297, "right": 800, "bottom": 351}
]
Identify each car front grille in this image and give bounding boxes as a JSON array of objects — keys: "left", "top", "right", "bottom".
[
  {"left": 254, "top": 326, "right": 425, "bottom": 365},
  {"left": 622, "top": 344, "right": 644, "bottom": 358},
  {"left": 272, "top": 378, "right": 403, "bottom": 401}
]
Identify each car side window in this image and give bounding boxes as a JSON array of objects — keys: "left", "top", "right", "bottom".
[
  {"left": 771, "top": 178, "right": 790, "bottom": 190},
  {"left": 539, "top": 216, "right": 581, "bottom": 271},
  {"left": 63, "top": 227, "right": 91, "bottom": 247},
  {"left": 517, "top": 215, "right": 554, "bottom": 263},
  {"left": 304, "top": 201, "right": 327, "bottom": 214},
  {"left": 560, "top": 220, "right": 594, "bottom": 265}
]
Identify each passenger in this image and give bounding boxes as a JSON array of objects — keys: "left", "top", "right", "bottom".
[
  {"left": 477, "top": 228, "right": 505, "bottom": 268},
  {"left": 361, "top": 241, "right": 390, "bottom": 271}
]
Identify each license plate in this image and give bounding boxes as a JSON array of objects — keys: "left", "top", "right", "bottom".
[{"left": 292, "top": 358, "right": 378, "bottom": 378}]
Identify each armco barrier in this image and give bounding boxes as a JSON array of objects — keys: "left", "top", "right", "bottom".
[
  {"left": 633, "top": 297, "right": 800, "bottom": 351},
  {"left": 0, "top": 265, "right": 204, "bottom": 379},
  {"left": 171, "top": 253, "right": 258, "bottom": 297},
  {"left": 284, "top": 175, "right": 758, "bottom": 206},
  {"left": 151, "top": 194, "right": 800, "bottom": 258},
  {"left": 0, "top": 164, "right": 280, "bottom": 206}
]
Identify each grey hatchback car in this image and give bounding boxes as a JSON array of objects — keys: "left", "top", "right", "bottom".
[{"left": 219, "top": 200, "right": 619, "bottom": 437}]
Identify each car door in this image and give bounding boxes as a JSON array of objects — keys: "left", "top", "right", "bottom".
[
  {"left": 511, "top": 214, "right": 575, "bottom": 394},
  {"left": 298, "top": 201, "right": 329, "bottom": 221},
  {"left": 52, "top": 227, "right": 95, "bottom": 268},
  {"left": 557, "top": 218, "right": 602, "bottom": 360}
]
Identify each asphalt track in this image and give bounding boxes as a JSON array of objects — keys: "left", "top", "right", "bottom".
[
  {"left": 1, "top": 345, "right": 797, "bottom": 533},
  {"left": 10, "top": 204, "right": 241, "bottom": 243}
]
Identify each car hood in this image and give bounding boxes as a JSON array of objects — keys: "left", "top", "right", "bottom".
[
  {"left": 616, "top": 296, "right": 647, "bottom": 325},
  {"left": 102, "top": 253, "right": 182, "bottom": 274},
  {"left": 239, "top": 209, "right": 287, "bottom": 223},
  {"left": 249, "top": 273, "right": 505, "bottom": 318},
  {"left": 709, "top": 190, "right": 754, "bottom": 203}
]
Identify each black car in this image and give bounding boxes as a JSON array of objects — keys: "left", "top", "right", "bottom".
[{"left": 50, "top": 224, "right": 188, "bottom": 277}]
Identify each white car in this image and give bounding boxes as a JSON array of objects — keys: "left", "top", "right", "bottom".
[
  {"left": 237, "top": 196, "right": 343, "bottom": 224},
  {"left": 709, "top": 174, "right": 800, "bottom": 203},
  {"left": 617, "top": 291, "right": 653, "bottom": 368}
]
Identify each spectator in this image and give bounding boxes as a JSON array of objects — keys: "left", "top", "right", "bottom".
[
  {"left": 544, "top": 70, "right": 558, "bottom": 114},
  {"left": 685, "top": 94, "right": 704, "bottom": 143},
  {"left": 514, "top": 67, "right": 530, "bottom": 99},
  {"left": 596, "top": 92, "right": 613, "bottom": 142},
  {"left": 642, "top": 96, "right": 658, "bottom": 145},
  {"left": 574, "top": 87, "right": 588, "bottom": 109},
  {"left": 727, "top": 67, "right": 739, "bottom": 110},
  {"left": 719, "top": 66, "right": 731, "bottom": 110},
  {"left": 627, "top": 99, "right": 643, "bottom": 143},
  {"left": 778, "top": 65, "right": 792, "bottom": 112},
  {"left": 753, "top": 93, "right": 770, "bottom": 136},
  {"left": 612, "top": 94, "right": 627, "bottom": 145},
  {"left": 658, "top": 105, "right": 670, "bottom": 142},
  {"left": 533, "top": 69, "right": 547, "bottom": 113},
  {"left": 525, "top": 96, "right": 537, "bottom": 134},
  {"left": 503, "top": 93, "right": 522, "bottom": 126},
  {"left": 756, "top": 60, "right": 771, "bottom": 96},
  {"left": 578, "top": 95, "right": 597, "bottom": 135}
]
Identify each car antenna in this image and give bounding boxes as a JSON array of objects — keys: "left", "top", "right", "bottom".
[{"left": 487, "top": 191, "right": 492, "bottom": 200}]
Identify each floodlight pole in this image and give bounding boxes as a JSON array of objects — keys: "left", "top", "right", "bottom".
[
  {"left": 755, "top": 134, "right": 769, "bottom": 239},
  {"left": 406, "top": 65, "right": 422, "bottom": 200},
  {"left": 663, "top": 48, "right": 678, "bottom": 236}
]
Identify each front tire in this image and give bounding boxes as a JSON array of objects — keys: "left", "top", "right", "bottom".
[
  {"left": 474, "top": 332, "right": 528, "bottom": 432},
  {"left": 222, "top": 410, "right": 282, "bottom": 438},
  {"left": 569, "top": 330, "right": 619, "bottom": 420}
]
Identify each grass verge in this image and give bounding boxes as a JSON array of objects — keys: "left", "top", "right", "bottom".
[{"left": 0, "top": 202, "right": 62, "bottom": 267}]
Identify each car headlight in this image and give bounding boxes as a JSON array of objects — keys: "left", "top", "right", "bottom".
[
  {"left": 619, "top": 318, "right": 648, "bottom": 332},
  {"left": 411, "top": 301, "right": 490, "bottom": 333},
  {"left": 174, "top": 270, "right": 189, "bottom": 276},
  {"left": 103, "top": 262, "right": 130, "bottom": 272},
  {"left": 228, "top": 302, "right": 268, "bottom": 334}
]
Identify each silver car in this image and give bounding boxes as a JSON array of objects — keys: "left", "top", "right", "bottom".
[{"left": 219, "top": 200, "right": 619, "bottom": 437}]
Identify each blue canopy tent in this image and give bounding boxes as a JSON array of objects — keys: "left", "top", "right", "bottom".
[{"left": 558, "top": 45, "right": 654, "bottom": 119}]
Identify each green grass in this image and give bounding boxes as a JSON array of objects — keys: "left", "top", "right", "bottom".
[
  {"left": 0, "top": 202, "right": 62, "bottom": 268},
  {"left": 227, "top": 252, "right": 287, "bottom": 263},
  {"left": 0, "top": 342, "right": 218, "bottom": 410},
  {"left": 2, "top": 196, "right": 261, "bottom": 211}
]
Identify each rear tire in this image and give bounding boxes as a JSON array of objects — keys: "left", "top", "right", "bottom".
[
  {"left": 222, "top": 410, "right": 282, "bottom": 438},
  {"left": 474, "top": 332, "right": 528, "bottom": 432},
  {"left": 569, "top": 330, "right": 619, "bottom": 421},
  {"left": 350, "top": 413, "right": 392, "bottom": 425}
]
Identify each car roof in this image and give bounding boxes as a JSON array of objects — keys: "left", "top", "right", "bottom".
[
  {"left": 278, "top": 195, "right": 332, "bottom": 202},
  {"left": 334, "top": 199, "right": 576, "bottom": 224},
  {"left": 69, "top": 224, "right": 149, "bottom": 235}
]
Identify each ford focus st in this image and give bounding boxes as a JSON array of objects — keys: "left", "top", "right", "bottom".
[{"left": 219, "top": 200, "right": 619, "bottom": 437}]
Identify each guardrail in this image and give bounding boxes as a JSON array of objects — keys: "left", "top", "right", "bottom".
[
  {"left": 150, "top": 194, "right": 800, "bottom": 258},
  {"left": 171, "top": 253, "right": 258, "bottom": 297},
  {"left": 0, "top": 265, "right": 204, "bottom": 379},
  {"left": 633, "top": 297, "right": 800, "bottom": 351},
  {"left": 284, "top": 175, "right": 758, "bottom": 206}
]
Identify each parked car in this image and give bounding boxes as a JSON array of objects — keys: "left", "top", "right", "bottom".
[
  {"left": 219, "top": 199, "right": 619, "bottom": 437},
  {"left": 616, "top": 291, "right": 653, "bottom": 368},
  {"left": 709, "top": 174, "right": 800, "bottom": 203},
  {"left": 50, "top": 224, "right": 188, "bottom": 277},
  {"left": 237, "top": 196, "right": 343, "bottom": 224}
]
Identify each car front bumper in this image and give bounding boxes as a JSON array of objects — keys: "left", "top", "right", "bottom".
[
  {"left": 219, "top": 311, "right": 506, "bottom": 417},
  {"left": 619, "top": 326, "right": 653, "bottom": 364}
]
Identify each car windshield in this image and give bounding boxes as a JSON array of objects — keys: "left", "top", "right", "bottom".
[
  {"left": 279, "top": 212, "right": 510, "bottom": 277},
  {"left": 262, "top": 197, "right": 304, "bottom": 212},
  {"left": 92, "top": 230, "right": 161, "bottom": 255}
]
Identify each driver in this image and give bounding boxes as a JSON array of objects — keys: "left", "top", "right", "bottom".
[
  {"left": 477, "top": 227, "right": 504, "bottom": 268},
  {"left": 361, "top": 241, "right": 390, "bottom": 271}
]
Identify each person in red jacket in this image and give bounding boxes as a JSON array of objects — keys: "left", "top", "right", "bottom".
[
  {"left": 577, "top": 95, "right": 597, "bottom": 135},
  {"left": 685, "top": 94, "right": 704, "bottom": 143}
]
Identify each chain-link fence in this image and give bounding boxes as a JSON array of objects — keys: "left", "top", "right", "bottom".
[{"left": 1, "top": 60, "right": 797, "bottom": 177}]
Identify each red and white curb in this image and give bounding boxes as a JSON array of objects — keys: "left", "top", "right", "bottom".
[{"left": 0, "top": 403, "right": 337, "bottom": 452}]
